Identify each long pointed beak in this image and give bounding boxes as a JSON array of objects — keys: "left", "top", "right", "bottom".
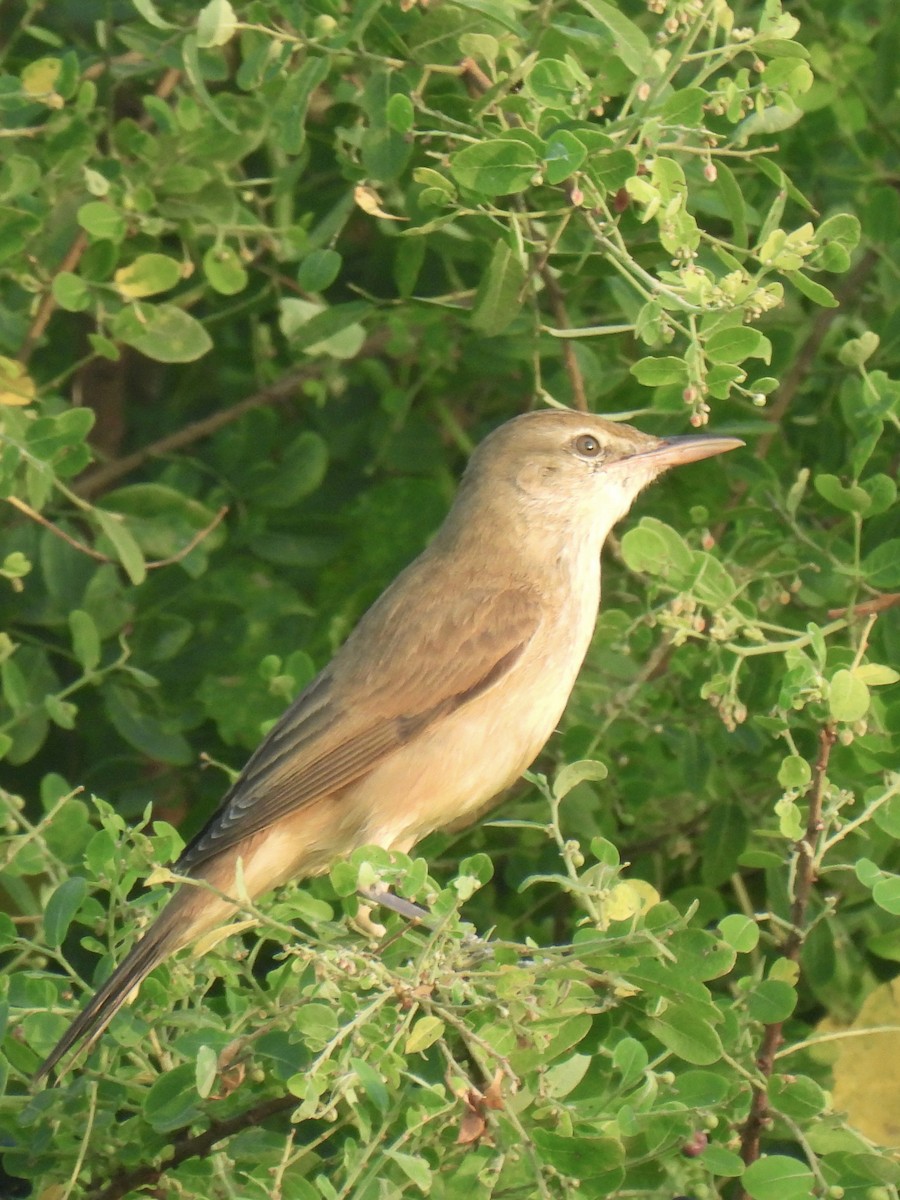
[{"left": 636, "top": 433, "right": 744, "bottom": 470}]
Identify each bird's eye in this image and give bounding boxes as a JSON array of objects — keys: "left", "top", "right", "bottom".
[{"left": 574, "top": 433, "right": 602, "bottom": 458}]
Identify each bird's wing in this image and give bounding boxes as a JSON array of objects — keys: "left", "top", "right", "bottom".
[{"left": 177, "top": 582, "right": 543, "bottom": 871}]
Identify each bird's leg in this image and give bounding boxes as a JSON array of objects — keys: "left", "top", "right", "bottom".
[{"left": 357, "top": 887, "right": 430, "bottom": 922}]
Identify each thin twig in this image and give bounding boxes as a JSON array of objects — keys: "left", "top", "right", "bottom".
[
  {"left": 5, "top": 496, "right": 228, "bottom": 570},
  {"left": 6, "top": 496, "right": 108, "bottom": 563},
  {"left": 738, "top": 722, "right": 836, "bottom": 1181},
  {"left": 538, "top": 265, "right": 588, "bottom": 412},
  {"left": 17, "top": 232, "right": 88, "bottom": 365}
]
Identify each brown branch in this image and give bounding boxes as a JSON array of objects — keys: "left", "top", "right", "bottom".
[
  {"left": 86, "top": 1092, "right": 297, "bottom": 1200},
  {"left": 828, "top": 592, "right": 900, "bottom": 619},
  {"left": 17, "top": 231, "right": 89, "bottom": 365},
  {"left": 538, "top": 265, "right": 588, "bottom": 412},
  {"left": 74, "top": 331, "right": 390, "bottom": 499},
  {"left": 5, "top": 496, "right": 108, "bottom": 561},
  {"left": 738, "top": 723, "right": 836, "bottom": 1181}
]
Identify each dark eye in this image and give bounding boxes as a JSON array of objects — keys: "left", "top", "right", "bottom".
[{"left": 575, "top": 433, "right": 602, "bottom": 457}]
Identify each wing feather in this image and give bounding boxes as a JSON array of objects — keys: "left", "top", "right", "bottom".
[{"left": 178, "top": 580, "right": 542, "bottom": 871}]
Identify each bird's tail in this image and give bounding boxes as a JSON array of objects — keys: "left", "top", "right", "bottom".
[{"left": 34, "top": 888, "right": 203, "bottom": 1082}]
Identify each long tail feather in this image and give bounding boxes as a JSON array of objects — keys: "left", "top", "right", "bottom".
[{"left": 34, "top": 893, "right": 193, "bottom": 1082}]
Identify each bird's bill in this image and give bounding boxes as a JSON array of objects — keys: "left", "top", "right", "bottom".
[{"left": 636, "top": 434, "right": 745, "bottom": 470}]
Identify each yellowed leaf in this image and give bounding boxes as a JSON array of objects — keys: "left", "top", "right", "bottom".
[
  {"left": 353, "top": 185, "right": 408, "bottom": 221},
  {"left": 606, "top": 879, "right": 661, "bottom": 922},
  {"left": 0, "top": 356, "right": 36, "bottom": 406},
  {"left": 21, "top": 57, "right": 61, "bottom": 97}
]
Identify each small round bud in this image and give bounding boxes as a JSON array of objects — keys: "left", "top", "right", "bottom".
[{"left": 704, "top": 162, "right": 718, "bottom": 182}]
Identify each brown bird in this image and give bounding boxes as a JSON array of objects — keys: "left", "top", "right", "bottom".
[{"left": 36, "top": 409, "right": 742, "bottom": 1079}]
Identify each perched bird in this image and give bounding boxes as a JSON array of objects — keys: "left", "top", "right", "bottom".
[{"left": 36, "top": 408, "right": 742, "bottom": 1079}]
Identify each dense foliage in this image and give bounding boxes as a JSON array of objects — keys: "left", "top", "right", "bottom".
[{"left": 1, "top": 0, "right": 898, "bottom": 1197}]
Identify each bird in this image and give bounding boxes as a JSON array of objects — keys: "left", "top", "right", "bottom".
[{"left": 35, "top": 408, "right": 742, "bottom": 1079}]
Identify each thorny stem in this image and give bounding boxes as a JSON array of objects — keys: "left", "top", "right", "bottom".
[{"left": 737, "top": 723, "right": 836, "bottom": 1184}]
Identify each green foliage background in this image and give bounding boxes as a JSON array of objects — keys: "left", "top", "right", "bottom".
[{"left": 0, "top": 0, "right": 898, "bottom": 1197}]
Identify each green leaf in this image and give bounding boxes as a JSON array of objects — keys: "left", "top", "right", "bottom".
[
  {"left": 742, "top": 1155, "right": 816, "bottom": 1200},
  {"left": 814, "top": 212, "right": 861, "bottom": 252},
  {"left": 645, "top": 1003, "right": 723, "bottom": 1065},
  {"left": 77, "top": 200, "right": 126, "bottom": 241},
  {"left": 872, "top": 876, "right": 900, "bottom": 916},
  {"left": 854, "top": 663, "right": 899, "bottom": 686},
  {"left": 69, "top": 609, "right": 100, "bottom": 671},
  {"left": 612, "top": 1036, "right": 648, "bottom": 1086},
  {"left": 526, "top": 59, "right": 578, "bottom": 109},
  {"left": 786, "top": 268, "right": 838, "bottom": 306},
  {"left": 386, "top": 1150, "right": 431, "bottom": 1191},
  {"left": 269, "top": 56, "right": 330, "bottom": 155},
  {"left": 701, "top": 1145, "right": 745, "bottom": 1176},
  {"left": 43, "top": 876, "right": 88, "bottom": 947},
  {"left": 45, "top": 694, "right": 77, "bottom": 729},
  {"left": 52, "top": 272, "right": 91, "bottom": 312},
  {"left": 105, "top": 685, "right": 193, "bottom": 764},
  {"left": 860, "top": 473, "right": 896, "bottom": 515},
  {"left": 630, "top": 356, "right": 688, "bottom": 386},
  {"left": 114, "top": 253, "right": 182, "bottom": 299},
  {"left": 531, "top": 1130, "right": 625, "bottom": 1179},
  {"left": 718, "top": 914, "right": 759, "bottom": 953},
  {"left": 112, "top": 303, "right": 213, "bottom": 364},
  {"left": 181, "top": 33, "right": 240, "bottom": 133},
  {"left": 862, "top": 539, "right": 900, "bottom": 588},
  {"left": 471, "top": 240, "right": 526, "bottom": 336},
  {"left": 828, "top": 669, "right": 870, "bottom": 722},
  {"left": 298, "top": 249, "right": 342, "bottom": 293},
  {"left": 196, "top": 0, "right": 237, "bottom": 48},
  {"left": 543, "top": 1053, "right": 591, "bottom": 1098},
  {"left": 143, "top": 1063, "right": 202, "bottom": 1132},
  {"left": 575, "top": 0, "right": 652, "bottom": 73},
  {"left": 701, "top": 803, "right": 748, "bottom": 886},
  {"left": 385, "top": 92, "right": 414, "bottom": 133},
  {"left": 450, "top": 136, "right": 539, "bottom": 197},
  {"left": 588, "top": 148, "right": 637, "bottom": 193},
  {"left": 544, "top": 130, "right": 587, "bottom": 184},
  {"left": 553, "top": 759, "right": 608, "bottom": 800},
  {"left": 195, "top": 1044, "right": 218, "bottom": 1098},
  {"left": 248, "top": 431, "right": 328, "bottom": 509},
  {"left": 705, "top": 325, "right": 771, "bottom": 365},
  {"left": 814, "top": 473, "right": 871, "bottom": 514},
  {"left": 747, "top": 979, "right": 797, "bottom": 1023},
  {"left": 202, "top": 244, "right": 248, "bottom": 295},
  {"left": 405, "top": 1015, "right": 445, "bottom": 1054},
  {"left": 768, "top": 1074, "right": 829, "bottom": 1119},
  {"left": 94, "top": 509, "right": 147, "bottom": 584},
  {"left": 778, "top": 755, "right": 811, "bottom": 789},
  {"left": 620, "top": 517, "right": 693, "bottom": 585},
  {"left": 351, "top": 1057, "right": 390, "bottom": 1113},
  {"left": 131, "top": 0, "right": 177, "bottom": 28},
  {"left": 279, "top": 299, "right": 370, "bottom": 358},
  {"left": 660, "top": 87, "right": 706, "bottom": 126}
]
